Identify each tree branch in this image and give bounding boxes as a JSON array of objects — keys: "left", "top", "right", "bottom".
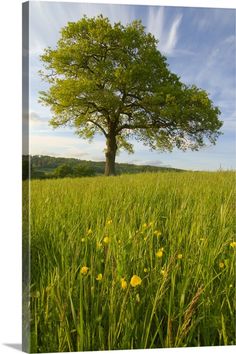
[
  {"left": 116, "top": 119, "right": 177, "bottom": 134},
  {"left": 116, "top": 123, "right": 156, "bottom": 133},
  {"left": 88, "top": 119, "right": 108, "bottom": 137}
]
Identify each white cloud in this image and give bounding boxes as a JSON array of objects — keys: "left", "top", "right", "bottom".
[
  {"left": 126, "top": 158, "right": 169, "bottom": 167},
  {"left": 29, "top": 111, "right": 48, "bottom": 124},
  {"left": 30, "top": 134, "right": 106, "bottom": 160},
  {"left": 147, "top": 7, "right": 164, "bottom": 44},
  {"left": 164, "top": 14, "right": 182, "bottom": 54},
  {"left": 29, "top": 1, "right": 136, "bottom": 58},
  {"left": 146, "top": 7, "right": 183, "bottom": 55}
]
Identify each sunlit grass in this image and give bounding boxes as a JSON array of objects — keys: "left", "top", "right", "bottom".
[{"left": 23, "top": 171, "right": 235, "bottom": 352}]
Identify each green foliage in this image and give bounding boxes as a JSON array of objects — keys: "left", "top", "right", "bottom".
[
  {"left": 74, "top": 165, "right": 96, "bottom": 177},
  {"left": 39, "top": 15, "right": 222, "bottom": 158},
  {"left": 53, "top": 164, "right": 75, "bottom": 178},
  {"left": 23, "top": 155, "right": 184, "bottom": 180},
  {"left": 26, "top": 172, "right": 235, "bottom": 352},
  {"left": 53, "top": 163, "right": 96, "bottom": 178}
]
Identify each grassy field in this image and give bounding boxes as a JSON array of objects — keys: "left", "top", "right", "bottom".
[{"left": 23, "top": 171, "right": 235, "bottom": 352}]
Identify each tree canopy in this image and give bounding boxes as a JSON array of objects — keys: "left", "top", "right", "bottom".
[{"left": 39, "top": 15, "right": 222, "bottom": 175}]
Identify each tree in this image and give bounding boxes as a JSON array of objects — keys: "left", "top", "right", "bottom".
[
  {"left": 39, "top": 15, "right": 222, "bottom": 176},
  {"left": 53, "top": 164, "right": 74, "bottom": 178},
  {"left": 75, "top": 165, "right": 96, "bottom": 177}
]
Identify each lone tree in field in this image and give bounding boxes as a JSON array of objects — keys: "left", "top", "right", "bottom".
[{"left": 39, "top": 15, "right": 222, "bottom": 176}]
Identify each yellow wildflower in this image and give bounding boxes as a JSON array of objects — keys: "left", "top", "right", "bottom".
[
  {"left": 130, "top": 275, "right": 142, "bottom": 287},
  {"left": 219, "top": 262, "right": 225, "bottom": 269},
  {"left": 107, "top": 219, "right": 112, "bottom": 225},
  {"left": 87, "top": 229, "right": 92, "bottom": 235},
  {"left": 156, "top": 248, "right": 164, "bottom": 258},
  {"left": 120, "top": 278, "right": 127, "bottom": 289},
  {"left": 96, "top": 273, "right": 103, "bottom": 281},
  {"left": 80, "top": 266, "right": 89, "bottom": 275},
  {"left": 160, "top": 269, "right": 167, "bottom": 277},
  {"left": 177, "top": 254, "right": 183, "bottom": 259},
  {"left": 103, "top": 236, "right": 110, "bottom": 244},
  {"left": 154, "top": 230, "right": 161, "bottom": 237},
  {"left": 142, "top": 223, "right": 148, "bottom": 228},
  {"left": 230, "top": 241, "right": 236, "bottom": 248},
  {"left": 144, "top": 268, "right": 148, "bottom": 273}
]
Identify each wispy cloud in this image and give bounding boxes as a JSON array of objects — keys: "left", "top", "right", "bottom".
[
  {"left": 29, "top": 1, "right": 136, "bottom": 57},
  {"left": 146, "top": 7, "right": 164, "bottom": 44},
  {"left": 146, "top": 7, "right": 183, "bottom": 55},
  {"left": 192, "top": 8, "right": 235, "bottom": 32},
  {"left": 30, "top": 134, "right": 106, "bottom": 160},
  {"left": 29, "top": 111, "right": 48, "bottom": 124},
  {"left": 127, "top": 158, "right": 171, "bottom": 167},
  {"left": 164, "top": 14, "right": 182, "bottom": 54}
]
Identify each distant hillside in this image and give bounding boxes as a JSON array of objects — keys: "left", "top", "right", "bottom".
[{"left": 22, "top": 155, "right": 184, "bottom": 179}]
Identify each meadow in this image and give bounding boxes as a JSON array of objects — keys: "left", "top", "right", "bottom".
[{"left": 24, "top": 171, "right": 235, "bottom": 352}]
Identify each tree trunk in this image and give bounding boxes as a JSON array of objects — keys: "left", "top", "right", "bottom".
[{"left": 105, "top": 134, "right": 117, "bottom": 176}]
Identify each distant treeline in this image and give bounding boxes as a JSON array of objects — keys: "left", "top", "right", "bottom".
[{"left": 22, "top": 155, "right": 184, "bottom": 180}]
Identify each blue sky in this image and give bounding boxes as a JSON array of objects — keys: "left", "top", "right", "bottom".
[{"left": 27, "top": 1, "right": 236, "bottom": 170}]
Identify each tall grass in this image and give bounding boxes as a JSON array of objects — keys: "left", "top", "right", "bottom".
[{"left": 24, "top": 171, "right": 235, "bottom": 352}]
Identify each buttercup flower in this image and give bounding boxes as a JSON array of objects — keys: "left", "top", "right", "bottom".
[
  {"left": 160, "top": 269, "right": 167, "bottom": 277},
  {"left": 121, "top": 278, "right": 127, "bottom": 289},
  {"left": 103, "top": 236, "right": 110, "bottom": 244},
  {"left": 230, "top": 241, "right": 236, "bottom": 248},
  {"left": 96, "top": 273, "right": 103, "bottom": 281},
  {"left": 177, "top": 254, "right": 183, "bottom": 259},
  {"left": 156, "top": 248, "right": 164, "bottom": 258},
  {"left": 80, "top": 266, "right": 89, "bottom": 275},
  {"left": 130, "top": 275, "right": 142, "bottom": 287}
]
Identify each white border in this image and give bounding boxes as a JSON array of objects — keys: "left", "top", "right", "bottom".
[{"left": 0, "top": 0, "right": 235, "bottom": 353}]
